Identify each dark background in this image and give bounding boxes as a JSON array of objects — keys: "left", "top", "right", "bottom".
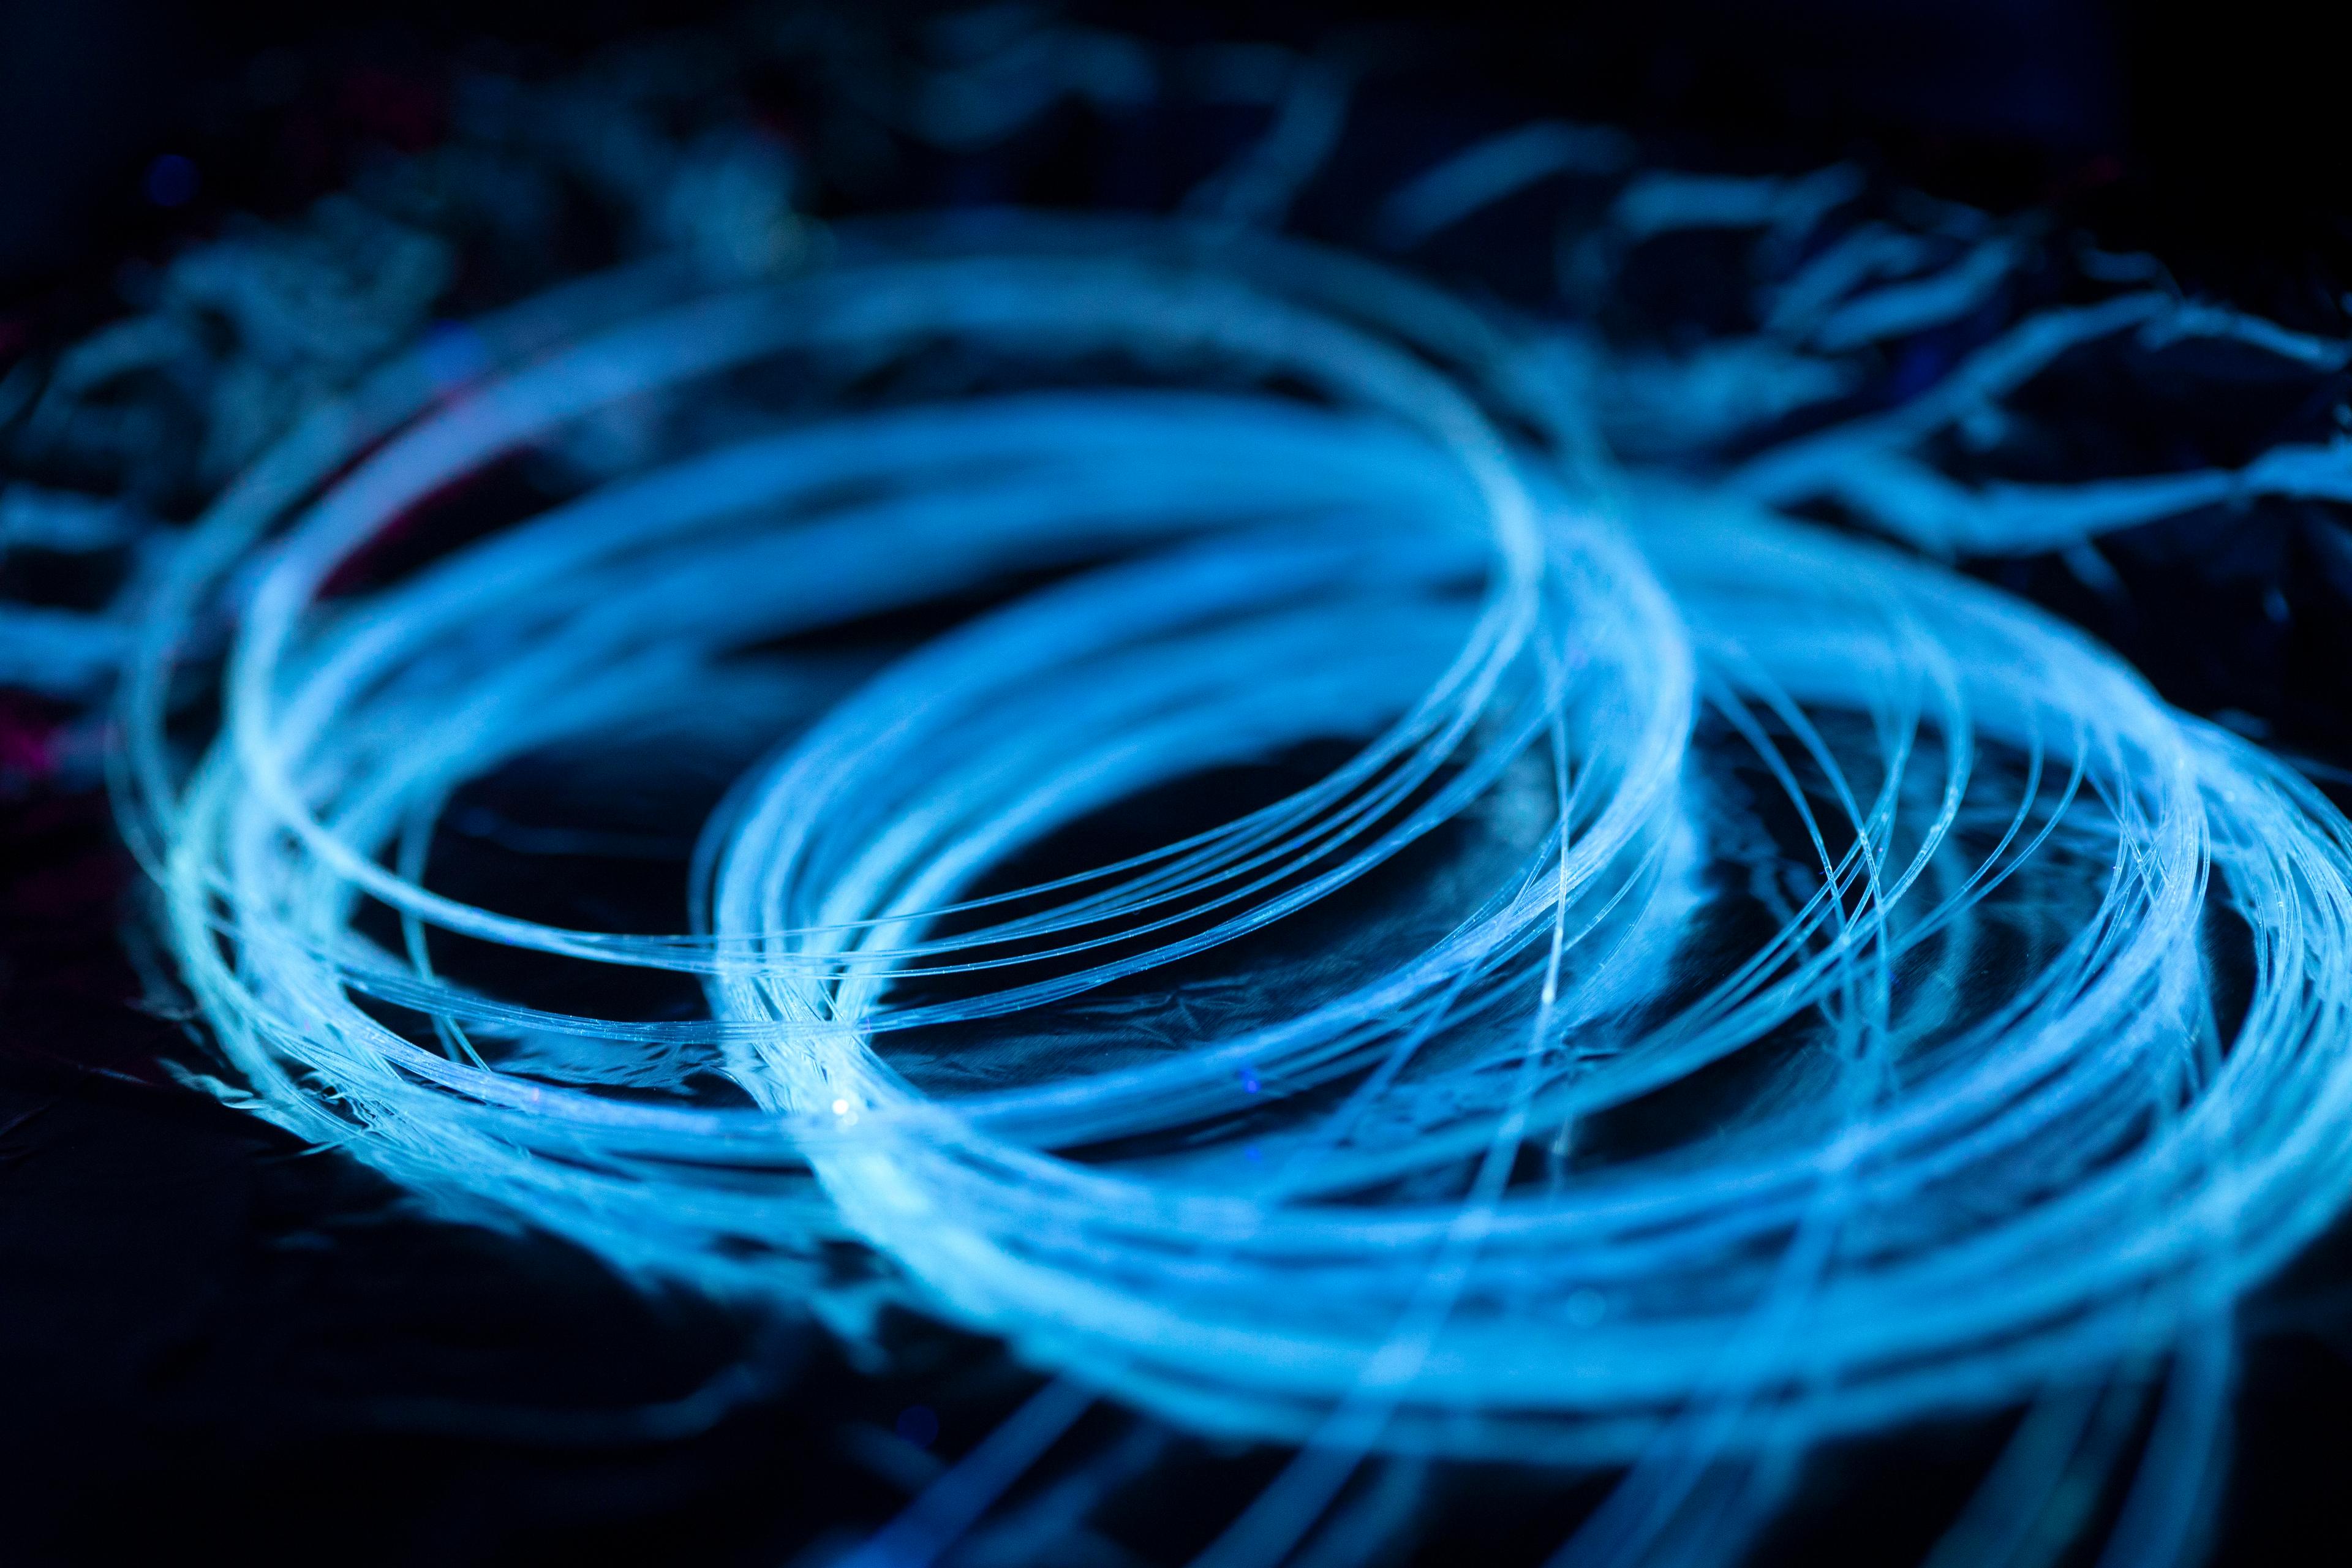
[
  {"left": 9, "top": 3, "right": 2352, "bottom": 1564},
  {"left": 15, "top": 1, "right": 2352, "bottom": 315}
]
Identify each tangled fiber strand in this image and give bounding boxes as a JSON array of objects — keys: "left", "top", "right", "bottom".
[{"left": 114, "top": 211, "right": 2352, "bottom": 1564}]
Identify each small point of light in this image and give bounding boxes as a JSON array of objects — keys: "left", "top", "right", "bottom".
[
  {"left": 144, "top": 154, "right": 199, "bottom": 209},
  {"left": 832, "top": 1098, "right": 851, "bottom": 1115},
  {"left": 894, "top": 1404, "right": 940, "bottom": 1447}
]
